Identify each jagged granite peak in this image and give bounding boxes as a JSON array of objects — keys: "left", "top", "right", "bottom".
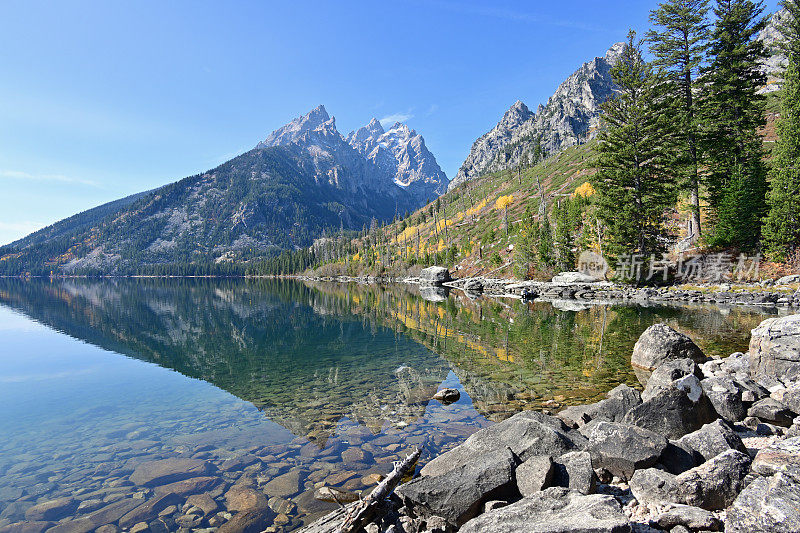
[
  {"left": 449, "top": 43, "right": 624, "bottom": 190},
  {"left": 449, "top": 101, "right": 534, "bottom": 190},
  {"left": 347, "top": 118, "right": 448, "bottom": 202},
  {"left": 257, "top": 104, "right": 332, "bottom": 147},
  {"left": 758, "top": 8, "right": 789, "bottom": 94}
]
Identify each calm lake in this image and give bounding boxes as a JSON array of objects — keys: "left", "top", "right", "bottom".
[{"left": 0, "top": 279, "right": 780, "bottom": 531}]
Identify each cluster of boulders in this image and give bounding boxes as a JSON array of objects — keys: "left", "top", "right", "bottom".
[{"left": 319, "top": 314, "right": 800, "bottom": 533}]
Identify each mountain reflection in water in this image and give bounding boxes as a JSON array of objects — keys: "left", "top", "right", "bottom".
[{"left": 0, "top": 278, "right": 776, "bottom": 530}]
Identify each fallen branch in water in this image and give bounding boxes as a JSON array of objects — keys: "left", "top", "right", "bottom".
[{"left": 337, "top": 447, "right": 421, "bottom": 533}]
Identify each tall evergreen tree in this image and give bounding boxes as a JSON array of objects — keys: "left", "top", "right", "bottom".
[
  {"left": 648, "top": 0, "right": 710, "bottom": 243},
  {"left": 701, "top": 0, "right": 768, "bottom": 250},
  {"left": 594, "top": 31, "right": 678, "bottom": 271},
  {"left": 764, "top": 0, "right": 800, "bottom": 260}
]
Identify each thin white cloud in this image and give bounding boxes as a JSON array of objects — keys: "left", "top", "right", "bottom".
[
  {"left": 379, "top": 112, "right": 414, "bottom": 127},
  {"left": 0, "top": 169, "right": 100, "bottom": 187}
]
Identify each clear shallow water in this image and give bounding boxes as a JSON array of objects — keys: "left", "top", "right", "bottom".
[{"left": 0, "top": 279, "right": 778, "bottom": 531}]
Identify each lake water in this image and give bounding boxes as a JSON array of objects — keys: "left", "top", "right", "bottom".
[{"left": 0, "top": 279, "right": 779, "bottom": 532}]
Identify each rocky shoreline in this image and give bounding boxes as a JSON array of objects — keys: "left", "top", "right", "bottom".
[
  {"left": 301, "top": 313, "right": 800, "bottom": 532},
  {"left": 292, "top": 269, "right": 800, "bottom": 308}
]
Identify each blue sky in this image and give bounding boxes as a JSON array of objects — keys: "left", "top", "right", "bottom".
[{"left": 0, "top": 0, "right": 780, "bottom": 245}]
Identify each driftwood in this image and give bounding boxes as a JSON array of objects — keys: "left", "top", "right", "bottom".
[{"left": 336, "top": 447, "right": 421, "bottom": 533}]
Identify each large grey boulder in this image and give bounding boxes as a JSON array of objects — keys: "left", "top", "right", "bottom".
[
  {"left": 459, "top": 487, "right": 631, "bottom": 533},
  {"left": 749, "top": 314, "right": 800, "bottom": 381},
  {"left": 777, "top": 274, "right": 800, "bottom": 284},
  {"left": 595, "top": 384, "right": 642, "bottom": 422},
  {"left": 701, "top": 376, "right": 747, "bottom": 422},
  {"left": 419, "top": 266, "right": 452, "bottom": 286},
  {"left": 675, "top": 449, "right": 751, "bottom": 510},
  {"left": 587, "top": 422, "right": 667, "bottom": 480},
  {"left": 631, "top": 450, "right": 751, "bottom": 510},
  {"left": 641, "top": 359, "right": 703, "bottom": 401},
  {"left": 515, "top": 455, "right": 555, "bottom": 496},
  {"left": 395, "top": 448, "right": 519, "bottom": 528},
  {"left": 660, "top": 419, "right": 746, "bottom": 475},
  {"left": 747, "top": 397, "right": 795, "bottom": 427},
  {"left": 551, "top": 272, "right": 599, "bottom": 284},
  {"left": 752, "top": 436, "right": 800, "bottom": 476},
  {"left": 557, "top": 385, "right": 641, "bottom": 429},
  {"left": 654, "top": 505, "right": 722, "bottom": 531},
  {"left": 623, "top": 386, "right": 717, "bottom": 440},
  {"left": 631, "top": 324, "right": 706, "bottom": 384},
  {"left": 727, "top": 466, "right": 800, "bottom": 532},
  {"left": 777, "top": 383, "right": 800, "bottom": 413},
  {"left": 420, "top": 411, "right": 579, "bottom": 477},
  {"left": 629, "top": 468, "right": 681, "bottom": 505},
  {"left": 675, "top": 419, "right": 747, "bottom": 464},
  {"left": 553, "top": 451, "right": 596, "bottom": 495}
]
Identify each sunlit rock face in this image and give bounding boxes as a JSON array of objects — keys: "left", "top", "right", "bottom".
[{"left": 450, "top": 43, "right": 624, "bottom": 190}]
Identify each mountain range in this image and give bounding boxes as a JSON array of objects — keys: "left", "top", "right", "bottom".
[
  {"left": 0, "top": 106, "right": 446, "bottom": 274},
  {"left": 0, "top": 8, "right": 789, "bottom": 274},
  {"left": 448, "top": 8, "right": 789, "bottom": 191}
]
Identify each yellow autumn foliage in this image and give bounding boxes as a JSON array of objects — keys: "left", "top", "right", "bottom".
[
  {"left": 465, "top": 198, "right": 488, "bottom": 217},
  {"left": 495, "top": 195, "right": 514, "bottom": 210},
  {"left": 397, "top": 224, "right": 418, "bottom": 242},
  {"left": 572, "top": 181, "right": 595, "bottom": 198}
]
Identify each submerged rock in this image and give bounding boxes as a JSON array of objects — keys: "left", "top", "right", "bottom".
[
  {"left": 432, "top": 388, "right": 460, "bottom": 404},
  {"left": 24, "top": 497, "right": 77, "bottom": 522},
  {"left": 129, "top": 459, "right": 212, "bottom": 487}
]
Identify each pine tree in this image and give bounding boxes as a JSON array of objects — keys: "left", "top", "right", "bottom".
[
  {"left": 594, "top": 31, "right": 678, "bottom": 269},
  {"left": 701, "top": 0, "right": 768, "bottom": 250},
  {"left": 647, "top": 0, "right": 711, "bottom": 242},
  {"left": 764, "top": 0, "right": 800, "bottom": 260}
]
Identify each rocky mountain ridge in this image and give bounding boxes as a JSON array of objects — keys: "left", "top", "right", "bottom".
[
  {"left": 0, "top": 106, "right": 447, "bottom": 274},
  {"left": 258, "top": 105, "right": 447, "bottom": 203},
  {"left": 347, "top": 119, "right": 448, "bottom": 201},
  {"left": 758, "top": 7, "right": 789, "bottom": 94},
  {"left": 449, "top": 42, "right": 624, "bottom": 190},
  {"left": 451, "top": 6, "right": 791, "bottom": 191}
]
